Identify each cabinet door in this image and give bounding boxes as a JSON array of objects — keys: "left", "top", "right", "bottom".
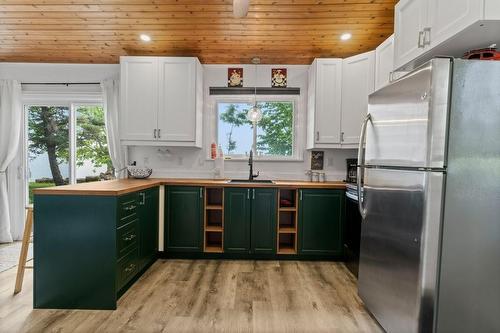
[
  {"left": 165, "top": 186, "right": 203, "bottom": 252},
  {"left": 341, "top": 51, "right": 375, "bottom": 146},
  {"left": 394, "top": 0, "right": 428, "bottom": 69},
  {"left": 314, "top": 59, "right": 343, "bottom": 144},
  {"left": 427, "top": 0, "right": 481, "bottom": 49},
  {"left": 250, "top": 188, "right": 277, "bottom": 254},
  {"left": 375, "top": 34, "right": 395, "bottom": 91},
  {"left": 157, "top": 58, "right": 196, "bottom": 142},
  {"left": 120, "top": 57, "right": 158, "bottom": 141},
  {"left": 224, "top": 188, "right": 251, "bottom": 254},
  {"left": 299, "top": 189, "right": 344, "bottom": 256},
  {"left": 138, "top": 187, "right": 159, "bottom": 269}
]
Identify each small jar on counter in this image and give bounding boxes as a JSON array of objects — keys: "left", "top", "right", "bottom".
[
  {"left": 312, "top": 172, "right": 320, "bottom": 182},
  {"left": 319, "top": 173, "right": 326, "bottom": 183}
]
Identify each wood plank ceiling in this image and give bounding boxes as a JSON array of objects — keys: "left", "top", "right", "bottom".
[{"left": 0, "top": 0, "right": 397, "bottom": 64}]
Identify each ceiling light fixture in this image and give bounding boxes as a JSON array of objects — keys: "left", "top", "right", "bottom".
[
  {"left": 140, "top": 34, "right": 151, "bottom": 42},
  {"left": 340, "top": 33, "right": 352, "bottom": 41},
  {"left": 233, "top": 0, "right": 250, "bottom": 18}
]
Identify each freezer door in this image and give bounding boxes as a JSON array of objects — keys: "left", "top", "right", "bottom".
[
  {"left": 365, "top": 58, "right": 451, "bottom": 169},
  {"left": 358, "top": 168, "right": 445, "bottom": 333}
]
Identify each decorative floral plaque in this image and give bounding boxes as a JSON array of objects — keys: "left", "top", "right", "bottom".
[{"left": 228, "top": 68, "right": 243, "bottom": 87}]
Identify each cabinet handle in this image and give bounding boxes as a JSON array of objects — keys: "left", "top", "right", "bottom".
[
  {"left": 423, "top": 27, "right": 431, "bottom": 46},
  {"left": 417, "top": 31, "right": 425, "bottom": 48},
  {"left": 316, "top": 131, "right": 320, "bottom": 141},
  {"left": 139, "top": 192, "right": 145, "bottom": 205},
  {"left": 123, "top": 234, "right": 136, "bottom": 241},
  {"left": 158, "top": 128, "right": 161, "bottom": 139},
  {"left": 389, "top": 71, "right": 394, "bottom": 82},
  {"left": 299, "top": 190, "right": 302, "bottom": 201},
  {"left": 200, "top": 188, "right": 203, "bottom": 198},
  {"left": 341, "top": 132, "right": 344, "bottom": 142},
  {"left": 125, "top": 263, "right": 136, "bottom": 273},
  {"left": 124, "top": 204, "right": 136, "bottom": 211},
  {"left": 252, "top": 189, "right": 255, "bottom": 200},
  {"left": 153, "top": 129, "right": 157, "bottom": 139},
  {"left": 247, "top": 189, "right": 250, "bottom": 200}
]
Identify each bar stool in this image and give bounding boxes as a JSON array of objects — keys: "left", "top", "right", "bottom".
[{"left": 14, "top": 205, "right": 34, "bottom": 294}]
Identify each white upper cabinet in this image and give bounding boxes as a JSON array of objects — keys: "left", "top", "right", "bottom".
[
  {"left": 375, "top": 34, "right": 395, "bottom": 91},
  {"left": 427, "top": 0, "right": 481, "bottom": 48},
  {"left": 120, "top": 57, "right": 159, "bottom": 141},
  {"left": 307, "top": 58, "right": 343, "bottom": 149},
  {"left": 158, "top": 58, "right": 197, "bottom": 142},
  {"left": 394, "top": 0, "right": 500, "bottom": 70},
  {"left": 340, "top": 51, "right": 375, "bottom": 147},
  {"left": 120, "top": 56, "right": 203, "bottom": 147},
  {"left": 394, "top": 0, "right": 429, "bottom": 70}
]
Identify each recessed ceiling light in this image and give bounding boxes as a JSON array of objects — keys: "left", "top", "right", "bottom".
[
  {"left": 340, "top": 33, "right": 352, "bottom": 41},
  {"left": 140, "top": 34, "right": 151, "bottom": 42}
]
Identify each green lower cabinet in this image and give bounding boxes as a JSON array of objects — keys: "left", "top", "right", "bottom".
[
  {"left": 137, "top": 187, "right": 159, "bottom": 270},
  {"left": 224, "top": 188, "right": 276, "bottom": 254},
  {"left": 224, "top": 188, "right": 251, "bottom": 253},
  {"left": 298, "top": 189, "right": 345, "bottom": 256},
  {"left": 251, "top": 188, "right": 277, "bottom": 254},
  {"left": 165, "top": 186, "right": 203, "bottom": 252}
]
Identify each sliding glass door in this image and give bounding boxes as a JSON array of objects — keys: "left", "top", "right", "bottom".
[{"left": 25, "top": 103, "right": 112, "bottom": 203}]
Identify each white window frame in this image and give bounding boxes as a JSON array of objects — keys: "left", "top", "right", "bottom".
[
  {"left": 23, "top": 91, "right": 103, "bottom": 205},
  {"left": 214, "top": 95, "right": 299, "bottom": 161}
]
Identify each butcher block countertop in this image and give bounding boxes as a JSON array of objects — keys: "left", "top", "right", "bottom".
[{"left": 32, "top": 178, "right": 346, "bottom": 196}]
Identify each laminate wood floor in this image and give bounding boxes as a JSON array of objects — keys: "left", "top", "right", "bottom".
[{"left": 0, "top": 260, "right": 382, "bottom": 333}]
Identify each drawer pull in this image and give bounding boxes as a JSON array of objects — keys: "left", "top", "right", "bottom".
[
  {"left": 124, "top": 204, "right": 136, "bottom": 211},
  {"left": 123, "top": 234, "right": 136, "bottom": 241},
  {"left": 124, "top": 263, "right": 136, "bottom": 273}
]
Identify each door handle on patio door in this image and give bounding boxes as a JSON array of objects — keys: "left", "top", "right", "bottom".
[{"left": 357, "top": 113, "right": 371, "bottom": 219}]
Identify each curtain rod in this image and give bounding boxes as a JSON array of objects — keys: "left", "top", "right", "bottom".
[{"left": 21, "top": 82, "right": 100, "bottom": 86}]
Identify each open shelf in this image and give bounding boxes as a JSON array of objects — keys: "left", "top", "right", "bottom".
[
  {"left": 278, "top": 226, "right": 296, "bottom": 233},
  {"left": 278, "top": 210, "right": 295, "bottom": 229},
  {"left": 279, "top": 189, "right": 297, "bottom": 209},
  {"left": 206, "top": 205, "right": 223, "bottom": 210},
  {"left": 205, "top": 245, "right": 223, "bottom": 253},
  {"left": 276, "top": 189, "right": 298, "bottom": 255},
  {"left": 279, "top": 207, "right": 296, "bottom": 212},
  {"left": 206, "top": 187, "right": 223, "bottom": 206},
  {"left": 277, "top": 232, "right": 297, "bottom": 254},
  {"left": 206, "top": 209, "right": 223, "bottom": 228},
  {"left": 205, "top": 231, "right": 223, "bottom": 253},
  {"left": 205, "top": 225, "right": 223, "bottom": 232},
  {"left": 204, "top": 187, "right": 224, "bottom": 253}
]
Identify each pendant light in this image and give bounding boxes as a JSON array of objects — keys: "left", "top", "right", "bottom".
[{"left": 247, "top": 57, "right": 262, "bottom": 123}]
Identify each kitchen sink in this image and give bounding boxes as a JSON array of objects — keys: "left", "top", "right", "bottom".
[{"left": 228, "top": 179, "right": 275, "bottom": 184}]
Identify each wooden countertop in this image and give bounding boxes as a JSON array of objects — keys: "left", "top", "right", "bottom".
[{"left": 32, "top": 178, "right": 346, "bottom": 196}]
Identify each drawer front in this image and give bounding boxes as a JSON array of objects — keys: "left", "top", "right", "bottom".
[
  {"left": 118, "top": 193, "right": 139, "bottom": 226},
  {"left": 116, "top": 247, "right": 139, "bottom": 291},
  {"left": 117, "top": 219, "right": 139, "bottom": 258}
]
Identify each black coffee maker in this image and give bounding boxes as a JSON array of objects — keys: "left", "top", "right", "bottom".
[{"left": 346, "top": 158, "right": 358, "bottom": 183}]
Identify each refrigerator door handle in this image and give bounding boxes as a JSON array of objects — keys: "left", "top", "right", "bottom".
[{"left": 357, "top": 113, "right": 371, "bottom": 219}]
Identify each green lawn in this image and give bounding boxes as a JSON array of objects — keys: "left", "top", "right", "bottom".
[{"left": 29, "top": 182, "right": 55, "bottom": 203}]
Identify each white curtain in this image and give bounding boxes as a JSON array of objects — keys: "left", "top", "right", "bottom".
[
  {"left": 101, "top": 79, "right": 127, "bottom": 179},
  {"left": 0, "top": 80, "right": 22, "bottom": 243}
]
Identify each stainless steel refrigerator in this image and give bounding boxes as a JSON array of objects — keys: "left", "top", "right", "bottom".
[{"left": 356, "top": 58, "right": 500, "bottom": 333}]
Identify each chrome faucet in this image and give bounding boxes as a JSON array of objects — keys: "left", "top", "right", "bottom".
[{"left": 248, "top": 150, "right": 259, "bottom": 181}]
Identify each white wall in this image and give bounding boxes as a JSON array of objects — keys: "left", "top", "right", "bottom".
[
  {"left": 128, "top": 64, "right": 356, "bottom": 181},
  {"left": 1, "top": 61, "right": 356, "bottom": 182}
]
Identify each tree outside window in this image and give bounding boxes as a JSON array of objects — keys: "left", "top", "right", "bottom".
[{"left": 217, "top": 101, "right": 294, "bottom": 158}]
